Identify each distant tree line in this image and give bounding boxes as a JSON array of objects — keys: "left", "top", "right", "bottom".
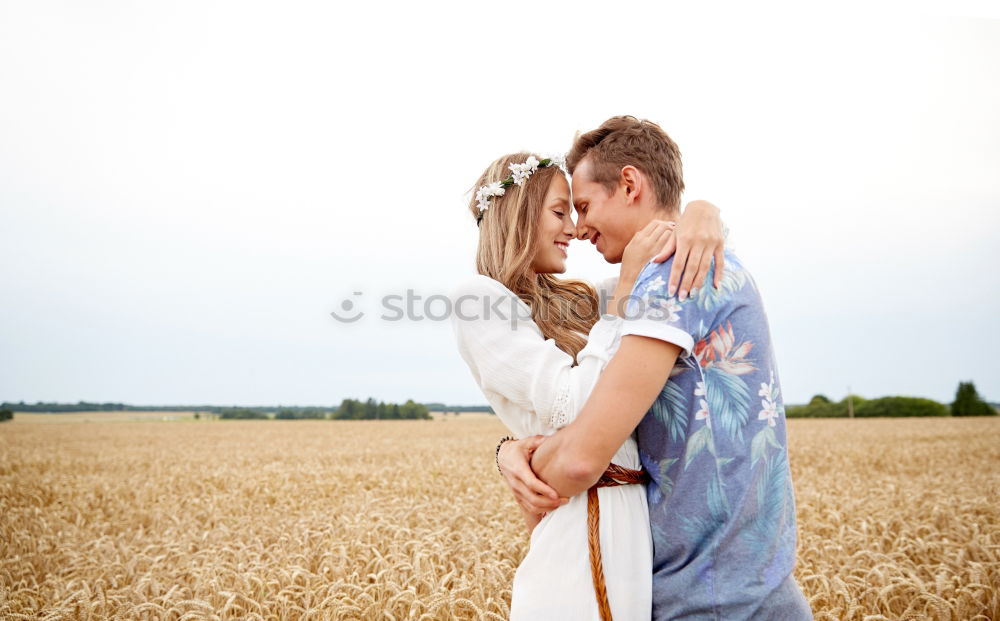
[
  {"left": 275, "top": 407, "right": 327, "bottom": 420},
  {"left": 330, "top": 399, "right": 430, "bottom": 420},
  {"left": 213, "top": 399, "right": 431, "bottom": 421},
  {"left": 218, "top": 408, "right": 269, "bottom": 420},
  {"left": 786, "top": 381, "right": 996, "bottom": 418},
  {"left": 424, "top": 403, "right": 495, "bottom": 414},
  {"left": 5, "top": 382, "right": 993, "bottom": 421},
  {"left": 0, "top": 401, "right": 249, "bottom": 413},
  {"left": 1, "top": 400, "right": 438, "bottom": 419}
]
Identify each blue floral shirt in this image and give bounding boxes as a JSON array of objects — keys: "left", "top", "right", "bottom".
[{"left": 622, "top": 249, "right": 811, "bottom": 620}]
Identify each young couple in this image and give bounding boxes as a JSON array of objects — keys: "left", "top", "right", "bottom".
[{"left": 450, "top": 116, "right": 812, "bottom": 620}]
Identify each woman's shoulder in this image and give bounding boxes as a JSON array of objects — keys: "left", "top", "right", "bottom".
[{"left": 450, "top": 273, "right": 516, "bottom": 299}]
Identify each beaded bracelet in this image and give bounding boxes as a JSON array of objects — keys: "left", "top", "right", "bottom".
[{"left": 495, "top": 436, "right": 515, "bottom": 474}]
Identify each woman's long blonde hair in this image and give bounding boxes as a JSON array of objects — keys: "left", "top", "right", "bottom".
[{"left": 469, "top": 152, "right": 600, "bottom": 363}]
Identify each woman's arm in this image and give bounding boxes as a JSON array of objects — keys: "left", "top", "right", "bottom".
[
  {"left": 519, "top": 503, "right": 543, "bottom": 535},
  {"left": 653, "top": 200, "right": 726, "bottom": 300},
  {"left": 451, "top": 276, "right": 626, "bottom": 518},
  {"left": 451, "top": 276, "right": 624, "bottom": 433}
]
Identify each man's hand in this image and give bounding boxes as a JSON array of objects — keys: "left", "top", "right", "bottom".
[
  {"left": 498, "top": 436, "right": 568, "bottom": 515},
  {"left": 651, "top": 200, "right": 726, "bottom": 300}
]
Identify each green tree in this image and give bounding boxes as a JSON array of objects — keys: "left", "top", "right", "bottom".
[
  {"left": 951, "top": 381, "right": 996, "bottom": 416},
  {"left": 0, "top": 408, "right": 12, "bottom": 422},
  {"left": 275, "top": 408, "right": 297, "bottom": 420},
  {"left": 219, "top": 407, "right": 267, "bottom": 420},
  {"left": 853, "top": 397, "right": 948, "bottom": 418},
  {"left": 399, "top": 399, "right": 431, "bottom": 420}
]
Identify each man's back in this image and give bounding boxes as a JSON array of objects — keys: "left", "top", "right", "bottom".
[{"left": 622, "top": 249, "right": 812, "bottom": 620}]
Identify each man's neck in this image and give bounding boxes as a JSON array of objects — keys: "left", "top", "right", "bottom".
[{"left": 632, "top": 205, "right": 680, "bottom": 232}]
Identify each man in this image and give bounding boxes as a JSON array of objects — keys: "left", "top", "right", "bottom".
[{"left": 498, "top": 116, "right": 812, "bottom": 619}]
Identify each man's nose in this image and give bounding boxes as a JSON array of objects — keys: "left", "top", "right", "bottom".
[{"left": 576, "top": 223, "right": 591, "bottom": 241}]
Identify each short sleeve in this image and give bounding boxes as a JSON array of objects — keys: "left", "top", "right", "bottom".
[{"left": 620, "top": 260, "right": 706, "bottom": 358}]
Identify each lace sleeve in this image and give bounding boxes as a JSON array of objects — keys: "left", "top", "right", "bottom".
[{"left": 547, "top": 386, "right": 572, "bottom": 429}]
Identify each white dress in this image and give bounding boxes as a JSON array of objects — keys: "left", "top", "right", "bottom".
[{"left": 450, "top": 274, "right": 652, "bottom": 621}]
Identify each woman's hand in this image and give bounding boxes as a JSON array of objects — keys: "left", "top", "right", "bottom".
[
  {"left": 607, "top": 220, "right": 676, "bottom": 316},
  {"left": 621, "top": 219, "right": 677, "bottom": 284},
  {"left": 651, "top": 200, "right": 726, "bottom": 300},
  {"left": 498, "top": 436, "right": 568, "bottom": 516}
]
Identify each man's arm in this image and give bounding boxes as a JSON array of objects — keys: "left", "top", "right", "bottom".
[{"left": 528, "top": 335, "right": 682, "bottom": 497}]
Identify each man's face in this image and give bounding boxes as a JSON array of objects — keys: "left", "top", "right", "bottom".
[{"left": 571, "top": 157, "right": 634, "bottom": 264}]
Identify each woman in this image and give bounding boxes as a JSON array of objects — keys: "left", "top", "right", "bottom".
[{"left": 449, "top": 152, "right": 724, "bottom": 620}]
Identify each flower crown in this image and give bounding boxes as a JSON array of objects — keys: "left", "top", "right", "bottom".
[{"left": 475, "top": 154, "right": 567, "bottom": 224}]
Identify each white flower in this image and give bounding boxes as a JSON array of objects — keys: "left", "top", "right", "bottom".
[
  {"left": 646, "top": 293, "right": 681, "bottom": 322},
  {"left": 661, "top": 297, "right": 682, "bottom": 322},
  {"left": 757, "top": 370, "right": 779, "bottom": 427},
  {"left": 638, "top": 287, "right": 682, "bottom": 322},
  {"left": 508, "top": 163, "right": 525, "bottom": 186},
  {"left": 758, "top": 400, "right": 778, "bottom": 427},
  {"left": 646, "top": 275, "right": 666, "bottom": 292},
  {"left": 545, "top": 153, "right": 567, "bottom": 172},
  {"left": 509, "top": 156, "right": 542, "bottom": 186},
  {"left": 695, "top": 399, "right": 710, "bottom": 427},
  {"left": 476, "top": 182, "right": 505, "bottom": 213},
  {"left": 692, "top": 381, "right": 710, "bottom": 427}
]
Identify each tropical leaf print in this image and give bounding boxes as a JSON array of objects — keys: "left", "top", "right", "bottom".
[
  {"left": 679, "top": 513, "right": 721, "bottom": 549},
  {"left": 694, "top": 319, "right": 709, "bottom": 342},
  {"left": 655, "top": 457, "right": 679, "bottom": 504},
  {"left": 707, "top": 468, "right": 730, "bottom": 521},
  {"left": 652, "top": 379, "right": 690, "bottom": 443},
  {"left": 751, "top": 449, "right": 789, "bottom": 545},
  {"left": 704, "top": 366, "right": 752, "bottom": 442},
  {"left": 694, "top": 259, "right": 748, "bottom": 313},
  {"left": 750, "top": 425, "right": 783, "bottom": 468},
  {"left": 684, "top": 424, "right": 714, "bottom": 469}
]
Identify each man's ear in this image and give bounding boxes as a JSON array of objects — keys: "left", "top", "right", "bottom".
[{"left": 620, "top": 165, "right": 642, "bottom": 205}]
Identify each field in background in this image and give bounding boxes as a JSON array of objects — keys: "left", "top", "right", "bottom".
[
  {"left": 10, "top": 411, "right": 203, "bottom": 424},
  {"left": 11, "top": 410, "right": 490, "bottom": 423},
  {"left": 2, "top": 417, "right": 997, "bottom": 620}
]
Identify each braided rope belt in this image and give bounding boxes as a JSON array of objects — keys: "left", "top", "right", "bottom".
[{"left": 587, "top": 463, "right": 650, "bottom": 621}]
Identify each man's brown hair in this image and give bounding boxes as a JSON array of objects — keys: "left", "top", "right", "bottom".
[{"left": 567, "top": 115, "right": 684, "bottom": 210}]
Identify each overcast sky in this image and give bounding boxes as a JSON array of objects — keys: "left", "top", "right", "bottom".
[{"left": 1, "top": 2, "right": 998, "bottom": 407}]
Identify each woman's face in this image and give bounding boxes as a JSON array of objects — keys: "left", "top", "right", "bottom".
[{"left": 530, "top": 174, "right": 576, "bottom": 274}]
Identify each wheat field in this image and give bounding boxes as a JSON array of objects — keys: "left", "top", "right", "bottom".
[{"left": 1, "top": 416, "right": 997, "bottom": 620}]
